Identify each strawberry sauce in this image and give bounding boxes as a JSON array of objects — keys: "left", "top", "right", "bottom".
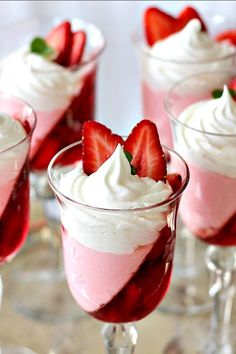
[
  {"left": 31, "top": 68, "right": 96, "bottom": 171},
  {"left": 90, "top": 226, "right": 174, "bottom": 323},
  {"left": 0, "top": 161, "right": 30, "bottom": 263}
]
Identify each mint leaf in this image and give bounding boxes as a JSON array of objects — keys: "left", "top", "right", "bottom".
[
  {"left": 212, "top": 88, "right": 236, "bottom": 99},
  {"left": 30, "top": 37, "right": 55, "bottom": 58},
  {"left": 124, "top": 150, "right": 137, "bottom": 175}
]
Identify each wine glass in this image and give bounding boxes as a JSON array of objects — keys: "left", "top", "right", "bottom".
[
  {"left": 133, "top": 11, "right": 236, "bottom": 315},
  {"left": 0, "top": 16, "right": 106, "bottom": 322},
  {"left": 48, "top": 140, "right": 189, "bottom": 353},
  {"left": 164, "top": 71, "right": 236, "bottom": 353},
  {"left": 0, "top": 93, "right": 37, "bottom": 353}
]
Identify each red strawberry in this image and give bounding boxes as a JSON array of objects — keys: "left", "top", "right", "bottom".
[
  {"left": 177, "top": 6, "right": 207, "bottom": 32},
  {"left": 68, "top": 30, "right": 86, "bottom": 67},
  {"left": 229, "top": 78, "right": 236, "bottom": 91},
  {"left": 215, "top": 30, "right": 236, "bottom": 46},
  {"left": 144, "top": 7, "right": 176, "bottom": 45},
  {"left": 166, "top": 174, "right": 182, "bottom": 194},
  {"left": 82, "top": 121, "right": 124, "bottom": 175},
  {"left": 124, "top": 120, "right": 166, "bottom": 181},
  {"left": 144, "top": 6, "right": 206, "bottom": 46},
  {"left": 46, "top": 21, "right": 72, "bottom": 65}
]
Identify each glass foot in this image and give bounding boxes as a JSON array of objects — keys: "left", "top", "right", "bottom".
[
  {"left": 9, "top": 234, "right": 85, "bottom": 323},
  {"left": 0, "top": 345, "right": 37, "bottom": 354},
  {"left": 163, "top": 322, "right": 236, "bottom": 354}
]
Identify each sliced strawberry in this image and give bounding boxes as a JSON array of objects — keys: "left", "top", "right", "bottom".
[
  {"left": 68, "top": 30, "right": 86, "bottom": 67},
  {"left": 124, "top": 120, "right": 166, "bottom": 181},
  {"left": 215, "top": 30, "right": 236, "bottom": 46},
  {"left": 177, "top": 6, "right": 207, "bottom": 32},
  {"left": 144, "top": 7, "right": 176, "bottom": 45},
  {"left": 166, "top": 173, "right": 182, "bottom": 194},
  {"left": 144, "top": 6, "right": 206, "bottom": 46},
  {"left": 82, "top": 121, "right": 124, "bottom": 175},
  {"left": 46, "top": 21, "right": 72, "bottom": 66}
]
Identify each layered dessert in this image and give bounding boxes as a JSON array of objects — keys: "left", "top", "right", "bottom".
[
  {"left": 140, "top": 6, "right": 236, "bottom": 146},
  {"left": 0, "top": 20, "right": 103, "bottom": 171},
  {"left": 50, "top": 120, "right": 184, "bottom": 323},
  {"left": 175, "top": 85, "right": 236, "bottom": 246},
  {"left": 0, "top": 114, "right": 30, "bottom": 263}
]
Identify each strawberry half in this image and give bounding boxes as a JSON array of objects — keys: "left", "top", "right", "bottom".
[
  {"left": 144, "top": 7, "right": 176, "bottom": 45},
  {"left": 46, "top": 21, "right": 72, "bottom": 65},
  {"left": 215, "top": 30, "right": 236, "bottom": 46},
  {"left": 124, "top": 120, "right": 166, "bottom": 181},
  {"left": 144, "top": 6, "right": 206, "bottom": 46},
  {"left": 177, "top": 6, "right": 207, "bottom": 32},
  {"left": 68, "top": 30, "right": 86, "bottom": 67},
  {"left": 82, "top": 121, "right": 124, "bottom": 175},
  {"left": 166, "top": 174, "right": 182, "bottom": 194}
]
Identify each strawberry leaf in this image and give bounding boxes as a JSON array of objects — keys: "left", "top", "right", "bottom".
[
  {"left": 30, "top": 37, "right": 55, "bottom": 59},
  {"left": 124, "top": 150, "right": 137, "bottom": 175},
  {"left": 212, "top": 88, "right": 236, "bottom": 99}
]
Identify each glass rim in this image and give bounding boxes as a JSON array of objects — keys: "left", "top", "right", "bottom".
[
  {"left": 164, "top": 70, "right": 236, "bottom": 138},
  {"left": 132, "top": 13, "right": 236, "bottom": 65},
  {"left": 48, "top": 140, "right": 190, "bottom": 213},
  {"left": 0, "top": 16, "right": 106, "bottom": 72},
  {"left": 0, "top": 92, "right": 37, "bottom": 154}
]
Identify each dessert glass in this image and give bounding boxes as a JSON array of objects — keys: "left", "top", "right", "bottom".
[
  {"left": 164, "top": 71, "right": 236, "bottom": 354},
  {"left": 0, "top": 94, "right": 37, "bottom": 353},
  {"left": 48, "top": 140, "right": 189, "bottom": 353},
  {"left": 0, "top": 17, "right": 106, "bottom": 321},
  {"left": 133, "top": 13, "right": 236, "bottom": 315}
]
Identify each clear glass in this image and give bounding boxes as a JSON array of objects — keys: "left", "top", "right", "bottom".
[
  {"left": 164, "top": 71, "right": 236, "bottom": 353},
  {"left": 48, "top": 140, "right": 189, "bottom": 353},
  {"left": 0, "top": 94, "right": 37, "bottom": 353},
  {"left": 0, "top": 16, "right": 106, "bottom": 322}
]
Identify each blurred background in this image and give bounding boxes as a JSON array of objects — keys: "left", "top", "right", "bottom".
[{"left": 0, "top": 1, "right": 235, "bottom": 134}]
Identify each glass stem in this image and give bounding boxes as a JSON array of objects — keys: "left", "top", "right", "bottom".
[
  {"left": 102, "top": 323, "right": 138, "bottom": 354},
  {"left": 206, "top": 246, "right": 236, "bottom": 354}
]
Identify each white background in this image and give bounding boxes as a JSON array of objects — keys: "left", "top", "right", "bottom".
[{"left": 0, "top": 1, "right": 236, "bottom": 134}]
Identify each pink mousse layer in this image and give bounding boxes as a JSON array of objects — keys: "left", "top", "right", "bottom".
[
  {"left": 180, "top": 161, "right": 236, "bottom": 239},
  {"left": 142, "top": 82, "right": 173, "bottom": 147},
  {"left": 62, "top": 229, "right": 152, "bottom": 313},
  {"left": 30, "top": 107, "right": 67, "bottom": 159}
]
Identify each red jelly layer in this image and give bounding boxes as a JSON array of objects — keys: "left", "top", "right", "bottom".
[
  {"left": 31, "top": 68, "right": 96, "bottom": 171},
  {"left": 0, "top": 161, "right": 30, "bottom": 263},
  {"left": 195, "top": 213, "right": 236, "bottom": 247},
  {"left": 90, "top": 225, "right": 175, "bottom": 323}
]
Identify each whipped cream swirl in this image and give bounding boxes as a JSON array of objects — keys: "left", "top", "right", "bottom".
[
  {"left": 0, "top": 49, "right": 84, "bottom": 111},
  {"left": 176, "top": 86, "right": 236, "bottom": 177},
  {"left": 0, "top": 113, "right": 26, "bottom": 151},
  {"left": 59, "top": 145, "right": 172, "bottom": 254},
  {"left": 145, "top": 19, "right": 236, "bottom": 90}
]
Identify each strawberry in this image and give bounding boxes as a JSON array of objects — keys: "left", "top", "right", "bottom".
[
  {"left": 124, "top": 120, "right": 166, "bottom": 181},
  {"left": 229, "top": 78, "right": 236, "bottom": 91},
  {"left": 144, "top": 6, "right": 206, "bottom": 46},
  {"left": 215, "top": 30, "right": 236, "bottom": 46},
  {"left": 46, "top": 21, "right": 72, "bottom": 65},
  {"left": 82, "top": 121, "right": 124, "bottom": 175},
  {"left": 177, "top": 6, "right": 207, "bottom": 32},
  {"left": 144, "top": 7, "right": 176, "bottom": 45},
  {"left": 166, "top": 173, "right": 182, "bottom": 194},
  {"left": 68, "top": 30, "right": 86, "bottom": 67}
]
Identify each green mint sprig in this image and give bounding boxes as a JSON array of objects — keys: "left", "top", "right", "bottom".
[
  {"left": 124, "top": 150, "right": 136, "bottom": 175},
  {"left": 30, "top": 37, "right": 55, "bottom": 59},
  {"left": 212, "top": 88, "right": 236, "bottom": 99}
]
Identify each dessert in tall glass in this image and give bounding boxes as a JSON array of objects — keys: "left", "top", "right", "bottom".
[
  {"left": 0, "top": 93, "right": 37, "bottom": 354},
  {"left": 133, "top": 6, "right": 236, "bottom": 314},
  {"left": 165, "top": 72, "right": 236, "bottom": 354},
  {"left": 0, "top": 17, "right": 106, "bottom": 321},
  {"left": 48, "top": 119, "right": 189, "bottom": 353}
]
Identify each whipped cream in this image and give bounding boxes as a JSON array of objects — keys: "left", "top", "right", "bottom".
[
  {"left": 176, "top": 85, "right": 236, "bottom": 177},
  {"left": 58, "top": 145, "right": 172, "bottom": 254},
  {"left": 0, "top": 114, "right": 29, "bottom": 216},
  {"left": 0, "top": 48, "right": 89, "bottom": 111},
  {"left": 145, "top": 19, "right": 236, "bottom": 91}
]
